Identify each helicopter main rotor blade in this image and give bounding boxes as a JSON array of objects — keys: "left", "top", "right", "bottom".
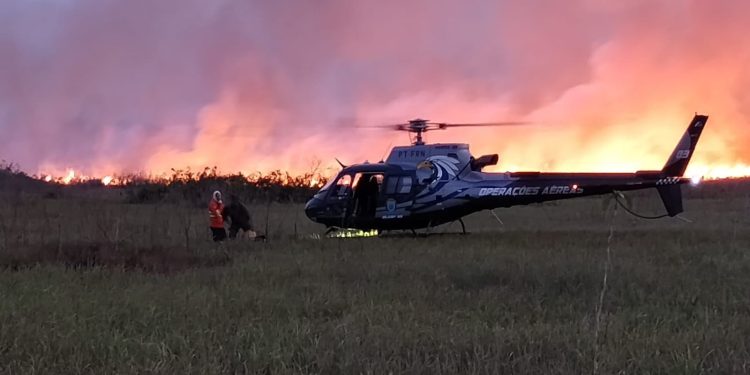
[
  {"left": 356, "top": 120, "right": 531, "bottom": 132},
  {"left": 357, "top": 124, "right": 410, "bottom": 130},
  {"left": 432, "top": 121, "right": 530, "bottom": 128}
]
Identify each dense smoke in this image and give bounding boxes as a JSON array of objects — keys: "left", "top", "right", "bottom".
[{"left": 1, "top": 0, "right": 749, "bottom": 178}]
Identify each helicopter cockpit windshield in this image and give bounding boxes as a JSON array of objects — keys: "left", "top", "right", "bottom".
[
  {"left": 318, "top": 176, "right": 336, "bottom": 192},
  {"left": 332, "top": 174, "right": 352, "bottom": 197},
  {"left": 314, "top": 172, "right": 348, "bottom": 198}
]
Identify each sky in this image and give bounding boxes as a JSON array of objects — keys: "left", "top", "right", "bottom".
[{"left": 1, "top": 0, "right": 749, "bottom": 179}]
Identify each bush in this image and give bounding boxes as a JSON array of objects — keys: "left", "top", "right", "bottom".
[{"left": 120, "top": 168, "right": 326, "bottom": 206}]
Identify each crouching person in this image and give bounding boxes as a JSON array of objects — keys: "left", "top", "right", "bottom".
[{"left": 222, "top": 195, "right": 256, "bottom": 239}]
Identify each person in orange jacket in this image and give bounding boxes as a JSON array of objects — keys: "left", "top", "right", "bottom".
[{"left": 208, "top": 190, "right": 227, "bottom": 242}]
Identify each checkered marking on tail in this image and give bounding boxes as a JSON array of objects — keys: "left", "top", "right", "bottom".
[{"left": 656, "top": 177, "right": 681, "bottom": 185}]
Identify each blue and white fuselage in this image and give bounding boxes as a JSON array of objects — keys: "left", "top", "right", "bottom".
[{"left": 305, "top": 115, "right": 707, "bottom": 231}]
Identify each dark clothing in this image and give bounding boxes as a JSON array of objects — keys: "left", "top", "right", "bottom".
[
  {"left": 222, "top": 202, "right": 253, "bottom": 238},
  {"left": 211, "top": 227, "right": 227, "bottom": 242},
  {"left": 354, "top": 177, "right": 379, "bottom": 217}
]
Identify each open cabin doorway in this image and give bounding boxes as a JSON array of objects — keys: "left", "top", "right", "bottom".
[{"left": 351, "top": 173, "right": 383, "bottom": 220}]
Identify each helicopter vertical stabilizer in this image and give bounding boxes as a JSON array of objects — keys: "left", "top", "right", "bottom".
[
  {"left": 656, "top": 114, "right": 707, "bottom": 217},
  {"left": 662, "top": 114, "right": 708, "bottom": 177}
]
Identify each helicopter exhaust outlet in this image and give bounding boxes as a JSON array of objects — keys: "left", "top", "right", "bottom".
[{"left": 471, "top": 154, "right": 499, "bottom": 171}]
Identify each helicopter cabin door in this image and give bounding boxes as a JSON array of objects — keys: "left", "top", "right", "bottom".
[{"left": 350, "top": 173, "right": 383, "bottom": 225}]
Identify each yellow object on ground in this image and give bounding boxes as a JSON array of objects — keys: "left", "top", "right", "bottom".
[{"left": 326, "top": 228, "right": 379, "bottom": 238}]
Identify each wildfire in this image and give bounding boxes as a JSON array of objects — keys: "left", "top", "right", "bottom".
[
  {"left": 37, "top": 169, "right": 124, "bottom": 186},
  {"left": 33, "top": 162, "right": 749, "bottom": 189},
  {"left": 29, "top": 114, "right": 750, "bottom": 189},
  {"left": 5, "top": 0, "right": 750, "bottom": 192},
  {"left": 62, "top": 169, "right": 75, "bottom": 184},
  {"left": 35, "top": 168, "right": 328, "bottom": 188},
  {"left": 687, "top": 164, "right": 750, "bottom": 181}
]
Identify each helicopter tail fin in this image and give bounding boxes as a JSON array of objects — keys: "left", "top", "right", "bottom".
[{"left": 662, "top": 114, "right": 708, "bottom": 177}]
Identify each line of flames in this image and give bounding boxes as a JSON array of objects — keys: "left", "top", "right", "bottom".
[
  {"left": 41, "top": 169, "right": 119, "bottom": 186},
  {"left": 37, "top": 169, "right": 328, "bottom": 188},
  {"left": 36, "top": 164, "right": 750, "bottom": 190}
]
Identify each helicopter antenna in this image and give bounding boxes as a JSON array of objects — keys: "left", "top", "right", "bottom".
[{"left": 379, "top": 142, "right": 392, "bottom": 163}]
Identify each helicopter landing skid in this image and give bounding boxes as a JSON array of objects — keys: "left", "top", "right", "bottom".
[
  {"left": 379, "top": 230, "right": 470, "bottom": 238},
  {"left": 395, "top": 219, "right": 469, "bottom": 237}
]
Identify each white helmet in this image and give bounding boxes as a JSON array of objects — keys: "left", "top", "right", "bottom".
[{"left": 212, "top": 190, "right": 222, "bottom": 201}]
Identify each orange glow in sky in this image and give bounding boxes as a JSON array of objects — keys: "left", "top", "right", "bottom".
[{"left": 2, "top": 1, "right": 749, "bottom": 181}]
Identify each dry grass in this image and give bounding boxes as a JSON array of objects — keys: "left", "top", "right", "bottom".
[{"left": 0, "top": 183, "right": 749, "bottom": 373}]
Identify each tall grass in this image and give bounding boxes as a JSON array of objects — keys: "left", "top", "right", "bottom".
[{"left": 0, "top": 183, "right": 749, "bottom": 373}]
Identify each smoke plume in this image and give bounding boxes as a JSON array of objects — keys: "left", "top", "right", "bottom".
[{"left": 1, "top": 0, "right": 749, "bottom": 178}]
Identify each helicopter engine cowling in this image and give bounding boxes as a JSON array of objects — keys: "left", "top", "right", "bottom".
[{"left": 471, "top": 154, "right": 499, "bottom": 171}]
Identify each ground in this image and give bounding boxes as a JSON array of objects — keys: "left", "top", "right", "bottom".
[{"left": 0, "top": 183, "right": 749, "bottom": 374}]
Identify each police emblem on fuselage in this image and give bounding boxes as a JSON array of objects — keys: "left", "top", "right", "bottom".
[{"left": 386, "top": 198, "right": 396, "bottom": 212}]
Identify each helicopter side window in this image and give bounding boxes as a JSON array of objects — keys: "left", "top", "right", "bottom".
[
  {"left": 385, "top": 177, "right": 398, "bottom": 195},
  {"left": 397, "top": 176, "right": 412, "bottom": 194},
  {"left": 334, "top": 174, "right": 352, "bottom": 196}
]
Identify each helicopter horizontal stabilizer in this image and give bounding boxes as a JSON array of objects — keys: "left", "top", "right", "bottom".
[{"left": 662, "top": 114, "right": 708, "bottom": 177}]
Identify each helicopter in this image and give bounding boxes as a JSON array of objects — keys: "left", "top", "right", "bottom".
[{"left": 304, "top": 114, "right": 708, "bottom": 234}]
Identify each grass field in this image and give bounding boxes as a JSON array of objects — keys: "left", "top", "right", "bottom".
[{"left": 1, "top": 183, "right": 749, "bottom": 373}]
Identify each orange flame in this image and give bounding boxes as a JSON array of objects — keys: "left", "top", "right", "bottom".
[{"left": 62, "top": 170, "right": 75, "bottom": 185}]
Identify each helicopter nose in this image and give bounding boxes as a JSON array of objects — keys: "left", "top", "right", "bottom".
[{"left": 305, "top": 197, "right": 322, "bottom": 221}]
